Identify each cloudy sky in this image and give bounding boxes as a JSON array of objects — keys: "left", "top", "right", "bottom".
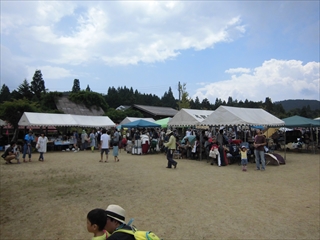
[{"left": 1, "top": 1, "right": 319, "bottom": 103}]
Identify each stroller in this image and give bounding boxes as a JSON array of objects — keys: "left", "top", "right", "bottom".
[{"left": 227, "top": 144, "right": 241, "bottom": 165}]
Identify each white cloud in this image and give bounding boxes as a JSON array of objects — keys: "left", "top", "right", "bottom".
[
  {"left": 27, "top": 66, "right": 73, "bottom": 80},
  {"left": 1, "top": 1, "right": 246, "bottom": 66},
  {"left": 225, "top": 68, "right": 251, "bottom": 74},
  {"left": 194, "top": 59, "right": 320, "bottom": 102}
]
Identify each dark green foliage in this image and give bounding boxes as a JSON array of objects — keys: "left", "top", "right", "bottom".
[
  {"left": 69, "top": 91, "right": 109, "bottom": 112},
  {"left": 0, "top": 84, "right": 11, "bottom": 103},
  {"left": 30, "top": 70, "right": 46, "bottom": 100},
  {"left": 86, "top": 85, "right": 91, "bottom": 92},
  {"left": 0, "top": 99, "right": 39, "bottom": 128},
  {"left": 72, "top": 79, "right": 81, "bottom": 93},
  {"left": 161, "top": 87, "right": 177, "bottom": 109},
  {"left": 40, "top": 91, "right": 62, "bottom": 112},
  {"left": 275, "top": 99, "right": 320, "bottom": 111},
  {"left": 104, "top": 108, "right": 143, "bottom": 123},
  {"left": 201, "top": 98, "right": 212, "bottom": 110},
  {"left": 15, "top": 79, "right": 34, "bottom": 100}
]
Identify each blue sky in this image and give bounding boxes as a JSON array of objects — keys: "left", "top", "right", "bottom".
[{"left": 1, "top": 1, "right": 319, "bottom": 103}]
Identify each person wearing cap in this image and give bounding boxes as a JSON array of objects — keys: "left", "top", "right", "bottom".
[
  {"left": 23, "top": 130, "right": 34, "bottom": 162},
  {"left": 239, "top": 145, "right": 248, "bottom": 171},
  {"left": 163, "top": 130, "right": 178, "bottom": 169},
  {"left": 104, "top": 204, "right": 135, "bottom": 240}
]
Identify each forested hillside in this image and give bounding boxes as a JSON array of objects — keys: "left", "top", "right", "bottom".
[{"left": 1, "top": 71, "right": 319, "bottom": 132}]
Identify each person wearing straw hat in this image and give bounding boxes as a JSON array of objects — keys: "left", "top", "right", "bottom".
[
  {"left": 104, "top": 204, "right": 135, "bottom": 240},
  {"left": 163, "top": 129, "right": 178, "bottom": 169}
]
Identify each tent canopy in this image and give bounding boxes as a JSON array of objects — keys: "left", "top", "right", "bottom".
[
  {"left": 154, "top": 117, "right": 171, "bottom": 128},
  {"left": 119, "top": 117, "right": 155, "bottom": 125},
  {"left": 282, "top": 115, "right": 320, "bottom": 127},
  {"left": 0, "top": 119, "right": 6, "bottom": 126},
  {"left": 168, "top": 108, "right": 214, "bottom": 127},
  {"left": 199, "top": 106, "right": 284, "bottom": 127},
  {"left": 18, "top": 112, "right": 115, "bottom": 128},
  {"left": 121, "top": 119, "right": 161, "bottom": 128}
]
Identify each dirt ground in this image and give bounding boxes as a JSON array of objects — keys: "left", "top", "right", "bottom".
[{"left": 0, "top": 149, "right": 319, "bottom": 240}]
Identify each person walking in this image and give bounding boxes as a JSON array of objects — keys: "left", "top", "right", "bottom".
[
  {"left": 254, "top": 129, "right": 266, "bottom": 171},
  {"left": 163, "top": 130, "right": 177, "bottom": 169},
  {"left": 99, "top": 129, "right": 110, "bottom": 163},
  {"left": 81, "top": 129, "right": 88, "bottom": 151},
  {"left": 90, "top": 129, "right": 96, "bottom": 152},
  {"left": 36, "top": 132, "right": 48, "bottom": 161},
  {"left": 23, "top": 130, "right": 34, "bottom": 162}
]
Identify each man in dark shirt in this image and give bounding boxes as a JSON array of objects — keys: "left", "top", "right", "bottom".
[
  {"left": 254, "top": 129, "right": 266, "bottom": 171},
  {"left": 105, "top": 204, "right": 135, "bottom": 240}
]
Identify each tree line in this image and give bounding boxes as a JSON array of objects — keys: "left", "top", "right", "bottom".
[{"left": 0, "top": 69, "right": 319, "bottom": 134}]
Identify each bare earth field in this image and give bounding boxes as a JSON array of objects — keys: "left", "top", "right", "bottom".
[{"left": 0, "top": 149, "right": 319, "bottom": 240}]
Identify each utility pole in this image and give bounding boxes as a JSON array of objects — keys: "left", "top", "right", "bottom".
[{"left": 178, "top": 81, "right": 181, "bottom": 110}]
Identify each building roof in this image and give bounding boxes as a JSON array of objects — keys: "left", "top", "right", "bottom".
[
  {"left": 56, "top": 96, "right": 104, "bottom": 116},
  {"left": 132, "top": 104, "right": 178, "bottom": 117},
  {"left": 116, "top": 105, "right": 131, "bottom": 111}
]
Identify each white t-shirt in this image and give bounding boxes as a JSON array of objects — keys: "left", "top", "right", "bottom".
[{"left": 100, "top": 134, "right": 110, "bottom": 149}]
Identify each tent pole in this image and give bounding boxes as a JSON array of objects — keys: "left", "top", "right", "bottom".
[{"left": 284, "top": 128, "right": 286, "bottom": 161}]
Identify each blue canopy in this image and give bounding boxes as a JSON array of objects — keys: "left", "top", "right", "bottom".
[{"left": 121, "top": 119, "right": 161, "bottom": 128}]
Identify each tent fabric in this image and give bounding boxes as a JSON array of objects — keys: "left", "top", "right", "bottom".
[
  {"left": 282, "top": 115, "right": 320, "bottom": 127},
  {"left": 18, "top": 112, "right": 115, "bottom": 128},
  {"left": 199, "top": 106, "right": 285, "bottom": 127},
  {"left": 121, "top": 119, "right": 161, "bottom": 128},
  {"left": 0, "top": 119, "right": 6, "bottom": 126},
  {"left": 119, "top": 117, "right": 155, "bottom": 125},
  {"left": 154, "top": 117, "right": 171, "bottom": 128},
  {"left": 168, "top": 108, "right": 214, "bottom": 127}
]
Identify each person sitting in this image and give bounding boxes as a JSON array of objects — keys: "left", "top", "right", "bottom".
[
  {"left": 2, "top": 141, "right": 18, "bottom": 164},
  {"left": 210, "top": 140, "right": 220, "bottom": 166},
  {"left": 104, "top": 204, "right": 135, "bottom": 240}
]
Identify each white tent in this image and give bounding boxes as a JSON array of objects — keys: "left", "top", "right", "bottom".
[
  {"left": 199, "top": 106, "right": 285, "bottom": 127},
  {"left": 18, "top": 112, "right": 115, "bottom": 128},
  {"left": 168, "top": 108, "right": 214, "bottom": 127},
  {"left": 0, "top": 119, "right": 6, "bottom": 126},
  {"left": 119, "top": 117, "right": 155, "bottom": 125}
]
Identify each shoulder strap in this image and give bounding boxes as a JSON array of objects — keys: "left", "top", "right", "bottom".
[{"left": 114, "top": 229, "right": 135, "bottom": 235}]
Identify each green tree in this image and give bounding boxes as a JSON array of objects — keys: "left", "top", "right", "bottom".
[
  {"left": 201, "top": 98, "right": 211, "bottom": 110},
  {"left": 0, "top": 84, "right": 11, "bottom": 103},
  {"left": 0, "top": 99, "right": 39, "bottom": 141},
  {"left": 177, "top": 83, "right": 190, "bottom": 109},
  {"left": 14, "top": 79, "right": 33, "bottom": 100},
  {"left": 72, "top": 79, "right": 81, "bottom": 93},
  {"left": 104, "top": 108, "right": 127, "bottom": 123},
  {"left": 40, "top": 91, "right": 63, "bottom": 112},
  {"left": 191, "top": 96, "right": 201, "bottom": 109},
  {"left": 161, "top": 87, "right": 177, "bottom": 108},
  {"left": 30, "top": 70, "right": 46, "bottom": 100},
  {"left": 86, "top": 85, "right": 91, "bottom": 92},
  {"left": 264, "top": 97, "right": 273, "bottom": 113}
]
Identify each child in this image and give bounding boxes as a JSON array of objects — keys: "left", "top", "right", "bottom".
[
  {"left": 210, "top": 141, "right": 221, "bottom": 166},
  {"left": 87, "top": 208, "right": 108, "bottom": 240},
  {"left": 240, "top": 145, "right": 248, "bottom": 171}
]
